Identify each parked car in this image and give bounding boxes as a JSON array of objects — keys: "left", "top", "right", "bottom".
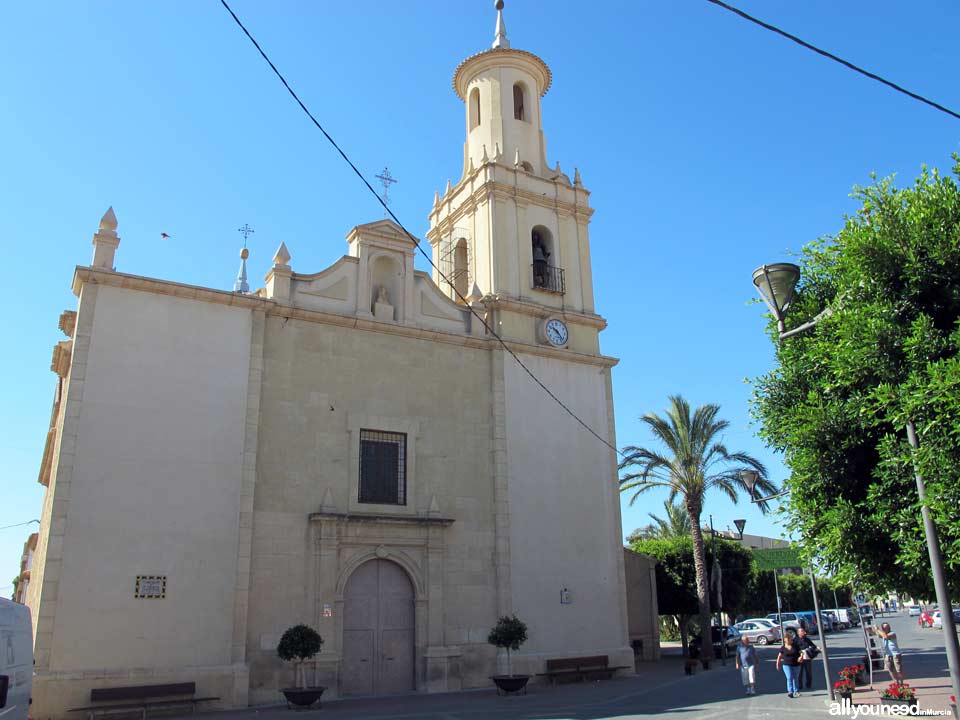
[
  {"left": 920, "top": 610, "right": 936, "bottom": 628},
  {"left": 825, "top": 607, "right": 859, "bottom": 628},
  {"left": 691, "top": 625, "right": 742, "bottom": 659},
  {"left": 820, "top": 612, "right": 836, "bottom": 632},
  {"left": 907, "top": 605, "right": 922, "bottom": 617},
  {"left": 734, "top": 619, "right": 781, "bottom": 645},
  {"left": 766, "top": 612, "right": 802, "bottom": 635},
  {"left": 795, "top": 611, "right": 820, "bottom": 635},
  {"left": 933, "top": 611, "right": 943, "bottom": 629}
]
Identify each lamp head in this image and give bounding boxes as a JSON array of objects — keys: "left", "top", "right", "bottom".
[
  {"left": 752, "top": 263, "right": 801, "bottom": 321},
  {"left": 733, "top": 518, "right": 746, "bottom": 539},
  {"left": 740, "top": 470, "right": 760, "bottom": 498}
]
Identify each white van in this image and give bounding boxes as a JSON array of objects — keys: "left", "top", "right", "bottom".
[{"left": 0, "top": 599, "right": 32, "bottom": 720}]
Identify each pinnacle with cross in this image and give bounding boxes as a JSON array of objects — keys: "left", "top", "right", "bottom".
[{"left": 375, "top": 167, "right": 398, "bottom": 217}]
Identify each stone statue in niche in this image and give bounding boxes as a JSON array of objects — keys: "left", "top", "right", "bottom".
[{"left": 374, "top": 284, "right": 394, "bottom": 322}]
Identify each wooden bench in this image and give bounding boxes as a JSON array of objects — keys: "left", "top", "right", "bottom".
[
  {"left": 69, "top": 682, "right": 219, "bottom": 720},
  {"left": 538, "top": 655, "right": 630, "bottom": 683}
]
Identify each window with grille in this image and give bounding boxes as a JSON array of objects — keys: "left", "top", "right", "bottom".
[{"left": 359, "top": 430, "right": 406, "bottom": 505}]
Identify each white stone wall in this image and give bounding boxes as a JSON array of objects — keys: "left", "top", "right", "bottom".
[
  {"left": 502, "top": 352, "right": 632, "bottom": 669},
  {"left": 47, "top": 286, "right": 252, "bottom": 670},
  {"left": 244, "top": 316, "right": 497, "bottom": 701}
]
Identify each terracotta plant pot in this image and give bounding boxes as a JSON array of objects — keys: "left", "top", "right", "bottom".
[
  {"left": 491, "top": 675, "right": 530, "bottom": 695},
  {"left": 281, "top": 687, "right": 326, "bottom": 708}
]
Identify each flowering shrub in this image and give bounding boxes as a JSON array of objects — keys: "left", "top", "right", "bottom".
[
  {"left": 880, "top": 682, "right": 916, "bottom": 700},
  {"left": 838, "top": 665, "right": 857, "bottom": 680},
  {"left": 834, "top": 679, "right": 855, "bottom": 693}
]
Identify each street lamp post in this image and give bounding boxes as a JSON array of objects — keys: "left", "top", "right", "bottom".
[
  {"left": 751, "top": 263, "right": 960, "bottom": 705},
  {"left": 742, "top": 469, "right": 833, "bottom": 697}
]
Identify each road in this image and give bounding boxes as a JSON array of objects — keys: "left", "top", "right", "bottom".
[{"left": 189, "top": 612, "right": 955, "bottom": 720}]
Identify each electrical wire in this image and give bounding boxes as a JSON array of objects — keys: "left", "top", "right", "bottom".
[
  {"left": 706, "top": 0, "right": 960, "bottom": 122},
  {"left": 0, "top": 520, "right": 39, "bottom": 532},
  {"left": 218, "top": 0, "right": 622, "bottom": 458}
]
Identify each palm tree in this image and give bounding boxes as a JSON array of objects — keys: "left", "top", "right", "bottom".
[
  {"left": 618, "top": 394, "right": 777, "bottom": 663},
  {"left": 627, "top": 499, "right": 691, "bottom": 543}
]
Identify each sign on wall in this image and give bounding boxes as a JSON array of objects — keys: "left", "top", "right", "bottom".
[{"left": 135, "top": 575, "right": 167, "bottom": 599}]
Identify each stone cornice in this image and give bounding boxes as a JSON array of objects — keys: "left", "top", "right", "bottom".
[
  {"left": 72, "top": 267, "right": 618, "bottom": 369},
  {"left": 452, "top": 48, "right": 551, "bottom": 100},
  {"left": 485, "top": 294, "right": 609, "bottom": 331},
  {"left": 308, "top": 511, "right": 455, "bottom": 527},
  {"left": 429, "top": 173, "right": 593, "bottom": 232}
]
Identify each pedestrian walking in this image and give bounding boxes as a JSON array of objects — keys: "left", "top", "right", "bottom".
[
  {"left": 874, "top": 622, "right": 905, "bottom": 685},
  {"left": 795, "top": 626, "right": 819, "bottom": 690},
  {"left": 776, "top": 633, "right": 804, "bottom": 697},
  {"left": 735, "top": 636, "right": 759, "bottom": 695}
]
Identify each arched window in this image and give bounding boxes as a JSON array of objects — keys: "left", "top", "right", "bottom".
[
  {"left": 531, "top": 225, "right": 556, "bottom": 290},
  {"left": 453, "top": 238, "right": 469, "bottom": 299},
  {"left": 469, "top": 88, "right": 481, "bottom": 130},
  {"left": 513, "top": 83, "right": 526, "bottom": 121}
]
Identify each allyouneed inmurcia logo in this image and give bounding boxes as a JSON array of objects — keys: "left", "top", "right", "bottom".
[{"left": 829, "top": 698, "right": 953, "bottom": 717}]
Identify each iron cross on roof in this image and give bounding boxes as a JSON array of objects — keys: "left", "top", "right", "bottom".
[
  {"left": 375, "top": 167, "right": 397, "bottom": 217},
  {"left": 237, "top": 223, "right": 255, "bottom": 246}
]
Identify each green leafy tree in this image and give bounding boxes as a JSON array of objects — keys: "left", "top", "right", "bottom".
[
  {"left": 632, "top": 535, "right": 753, "bottom": 656},
  {"left": 751, "top": 159, "right": 960, "bottom": 598},
  {"left": 487, "top": 615, "right": 528, "bottom": 677},
  {"left": 277, "top": 624, "right": 323, "bottom": 688},
  {"left": 620, "top": 395, "right": 776, "bottom": 662},
  {"left": 626, "top": 499, "right": 692, "bottom": 543}
]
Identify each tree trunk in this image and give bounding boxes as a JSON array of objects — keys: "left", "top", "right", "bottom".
[
  {"left": 688, "top": 506, "right": 714, "bottom": 662},
  {"left": 678, "top": 614, "right": 690, "bottom": 657}
]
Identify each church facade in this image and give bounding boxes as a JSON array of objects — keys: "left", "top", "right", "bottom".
[{"left": 25, "top": 8, "right": 634, "bottom": 717}]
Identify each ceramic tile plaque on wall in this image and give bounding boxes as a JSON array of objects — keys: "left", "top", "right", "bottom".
[{"left": 135, "top": 575, "right": 166, "bottom": 599}]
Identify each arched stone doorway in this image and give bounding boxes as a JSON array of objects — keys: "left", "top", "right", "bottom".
[{"left": 341, "top": 559, "right": 415, "bottom": 696}]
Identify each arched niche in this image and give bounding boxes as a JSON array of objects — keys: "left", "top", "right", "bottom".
[{"left": 370, "top": 254, "right": 403, "bottom": 320}]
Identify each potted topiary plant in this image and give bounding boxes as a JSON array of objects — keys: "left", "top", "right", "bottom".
[
  {"left": 488, "top": 615, "right": 530, "bottom": 694},
  {"left": 277, "top": 624, "right": 326, "bottom": 708}
]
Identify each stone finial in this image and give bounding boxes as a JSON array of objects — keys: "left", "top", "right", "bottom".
[
  {"left": 234, "top": 246, "right": 250, "bottom": 294},
  {"left": 514, "top": 147, "right": 521, "bottom": 167},
  {"left": 481, "top": 145, "right": 489, "bottom": 163},
  {"left": 555, "top": 161, "right": 561, "bottom": 174},
  {"left": 468, "top": 282, "right": 484, "bottom": 303},
  {"left": 320, "top": 487, "right": 336, "bottom": 511},
  {"left": 91, "top": 206, "right": 120, "bottom": 269},
  {"left": 427, "top": 494, "right": 441, "bottom": 517},
  {"left": 469, "top": 156, "right": 475, "bottom": 173},
  {"left": 272, "top": 242, "right": 291, "bottom": 267},
  {"left": 445, "top": 178, "right": 452, "bottom": 196},
  {"left": 492, "top": 0, "right": 509, "bottom": 49},
  {"left": 494, "top": 143, "right": 501, "bottom": 160},
  {"left": 574, "top": 167, "right": 583, "bottom": 187},
  {"left": 433, "top": 190, "right": 441, "bottom": 208},
  {"left": 99, "top": 206, "right": 118, "bottom": 232}
]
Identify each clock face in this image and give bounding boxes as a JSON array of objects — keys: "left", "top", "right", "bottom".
[{"left": 545, "top": 318, "right": 568, "bottom": 347}]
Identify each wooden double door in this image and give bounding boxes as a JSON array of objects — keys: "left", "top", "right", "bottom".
[{"left": 341, "top": 559, "right": 415, "bottom": 696}]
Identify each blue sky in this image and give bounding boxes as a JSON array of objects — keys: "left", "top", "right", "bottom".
[{"left": 2, "top": 1, "right": 958, "bottom": 591}]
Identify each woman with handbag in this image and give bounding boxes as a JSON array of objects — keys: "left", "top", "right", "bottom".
[{"left": 776, "top": 633, "right": 804, "bottom": 697}]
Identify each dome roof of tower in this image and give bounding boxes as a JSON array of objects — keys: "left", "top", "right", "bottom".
[{"left": 452, "top": 48, "right": 552, "bottom": 100}]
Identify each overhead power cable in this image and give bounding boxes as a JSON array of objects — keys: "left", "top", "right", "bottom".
[
  {"left": 218, "top": 0, "right": 623, "bottom": 458},
  {"left": 706, "top": 0, "right": 960, "bottom": 122},
  {"left": 0, "top": 519, "right": 40, "bottom": 532}
]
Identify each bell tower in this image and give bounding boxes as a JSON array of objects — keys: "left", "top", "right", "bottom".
[{"left": 427, "top": 1, "right": 601, "bottom": 355}]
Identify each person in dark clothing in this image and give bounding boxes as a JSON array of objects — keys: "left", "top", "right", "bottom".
[
  {"left": 795, "top": 627, "right": 819, "bottom": 689},
  {"left": 776, "top": 635, "right": 804, "bottom": 697}
]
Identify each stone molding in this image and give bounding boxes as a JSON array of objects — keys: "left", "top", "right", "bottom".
[
  {"left": 71, "top": 267, "right": 617, "bottom": 369},
  {"left": 452, "top": 47, "right": 552, "bottom": 100}
]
